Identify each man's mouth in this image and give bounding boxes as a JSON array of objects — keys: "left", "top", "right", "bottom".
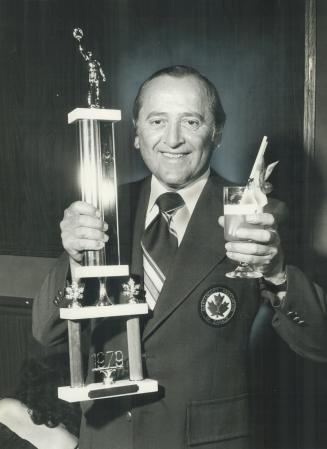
[{"left": 161, "top": 152, "right": 188, "bottom": 159}]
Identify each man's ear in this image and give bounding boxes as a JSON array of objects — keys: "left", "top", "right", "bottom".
[
  {"left": 134, "top": 135, "right": 140, "bottom": 149},
  {"left": 133, "top": 119, "right": 140, "bottom": 149},
  {"left": 212, "top": 127, "right": 223, "bottom": 149}
]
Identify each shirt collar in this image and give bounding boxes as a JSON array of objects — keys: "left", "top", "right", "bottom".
[{"left": 147, "top": 168, "right": 210, "bottom": 216}]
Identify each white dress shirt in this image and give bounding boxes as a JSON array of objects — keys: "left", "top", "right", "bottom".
[{"left": 145, "top": 169, "right": 210, "bottom": 245}]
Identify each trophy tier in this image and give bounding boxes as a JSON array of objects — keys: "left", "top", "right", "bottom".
[
  {"left": 74, "top": 264, "right": 129, "bottom": 279},
  {"left": 68, "top": 107, "right": 121, "bottom": 124},
  {"left": 58, "top": 379, "right": 159, "bottom": 403},
  {"left": 60, "top": 302, "right": 149, "bottom": 320}
]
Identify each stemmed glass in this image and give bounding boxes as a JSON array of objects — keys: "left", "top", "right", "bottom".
[{"left": 224, "top": 186, "right": 263, "bottom": 279}]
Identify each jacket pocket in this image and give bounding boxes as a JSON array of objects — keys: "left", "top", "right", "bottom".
[{"left": 186, "top": 393, "right": 250, "bottom": 447}]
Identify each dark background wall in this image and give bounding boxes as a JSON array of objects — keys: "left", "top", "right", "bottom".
[{"left": 0, "top": 0, "right": 305, "bottom": 259}]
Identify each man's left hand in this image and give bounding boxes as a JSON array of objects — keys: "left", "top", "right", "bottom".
[{"left": 218, "top": 211, "right": 284, "bottom": 280}]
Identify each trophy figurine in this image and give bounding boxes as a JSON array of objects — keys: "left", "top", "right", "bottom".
[
  {"left": 73, "top": 28, "right": 106, "bottom": 109},
  {"left": 57, "top": 29, "right": 158, "bottom": 402}
]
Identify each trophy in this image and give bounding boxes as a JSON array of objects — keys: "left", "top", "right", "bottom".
[{"left": 58, "top": 29, "right": 158, "bottom": 402}]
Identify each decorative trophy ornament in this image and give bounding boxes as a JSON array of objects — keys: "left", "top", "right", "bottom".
[
  {"left": 58, "top": 29, "right": 157, "bottom": 402},
  {"left": 73, "top": 27, "right": 106, "bottom": 109}
]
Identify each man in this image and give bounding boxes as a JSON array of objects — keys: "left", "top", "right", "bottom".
[{"left": 33, "top": 66, "right": 327, "bottom": 449}]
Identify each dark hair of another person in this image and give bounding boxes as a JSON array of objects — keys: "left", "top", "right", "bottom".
[
  {"left": 132, "top": 65, "right": 226, "bottom": 131},
  {"left": 14, "top": 354, "right": 81, "bottom": 436}
]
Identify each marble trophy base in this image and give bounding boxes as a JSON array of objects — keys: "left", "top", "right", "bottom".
[{"left": 58, "top": 378, "right": 158, "bottom": 402}]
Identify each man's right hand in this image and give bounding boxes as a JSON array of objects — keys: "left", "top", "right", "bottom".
[{"left": 60, "top": 201, "right": 108, "bottom": 263}]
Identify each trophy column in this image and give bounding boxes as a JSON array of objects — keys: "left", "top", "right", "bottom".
[{"left": 57, "top": 30, "right": 157, "bottom": 403}]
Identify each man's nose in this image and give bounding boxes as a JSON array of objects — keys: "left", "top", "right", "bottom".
[{"left": 163, "top": 121, "right": 184, "bottom": 148}]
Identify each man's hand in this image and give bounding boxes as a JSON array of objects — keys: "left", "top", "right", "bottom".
[
  {"left": 60, "top": 201, "right": 108, "bottom": 264},
  {"left": 218, "top": 210, "right": 285, "bottom": 281}
]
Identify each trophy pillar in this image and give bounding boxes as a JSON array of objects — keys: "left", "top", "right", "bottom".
[
  {"left": 68, "top": 107, "right": 126, "bottom": 280},
  {"left": 57, "top": 29, "right": 157, "bottom": 403},
  {"left": 68, "top": 320, "right": 84, "bottom": 387},
  {"left": 126, "top": 318, "right": 143, "bottom": 381}
]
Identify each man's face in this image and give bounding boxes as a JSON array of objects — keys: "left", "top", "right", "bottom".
[{"left": 134, "top": 75, "right": 219, "bottom": 189}]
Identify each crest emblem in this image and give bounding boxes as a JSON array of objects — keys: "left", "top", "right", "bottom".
[{"left": 200, "top": 287, "right": 236, "bottom": 326}]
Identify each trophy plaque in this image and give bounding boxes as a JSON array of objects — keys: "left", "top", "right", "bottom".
[{"left": 58, "top": 29, "right": 158, "bottom": 402}]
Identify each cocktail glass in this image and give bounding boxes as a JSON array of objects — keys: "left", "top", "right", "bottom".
[{"left": 224, "top": 186, "right": 263, "bottom": 279}]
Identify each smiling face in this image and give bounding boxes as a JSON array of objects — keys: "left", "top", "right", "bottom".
[{"left": 134, "top": 75, "right": 220, "bottom": 190}]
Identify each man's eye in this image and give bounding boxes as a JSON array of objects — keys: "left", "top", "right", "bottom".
[
  {"left": 149, "top": 119, "right": 165, "bottom": 127},
  {"left": 182, "top": 119, "right": 201, "bottom": 130}
]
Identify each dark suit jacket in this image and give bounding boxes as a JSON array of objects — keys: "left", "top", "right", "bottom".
[{"left": 33, "top": 172, "right": 327, "bottom": 449}]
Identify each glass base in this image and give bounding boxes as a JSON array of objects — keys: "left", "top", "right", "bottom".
[
  {"left": 94, "top": 280, "right": 114, "bottom": 307},
  {"left": 226, "top": 263, "right": 262, "bottom": 279}
]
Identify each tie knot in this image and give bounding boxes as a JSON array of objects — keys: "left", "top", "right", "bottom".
[{"left": 156, "top": 192, "right": 185, "bottom": 214}]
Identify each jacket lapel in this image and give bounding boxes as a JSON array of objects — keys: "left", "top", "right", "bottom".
[
  {"left": 142, "top": 173, "right": 227, "bottom": 341},
  {"left": 130, "top": 176, "right": 151, "bottom": 277}
]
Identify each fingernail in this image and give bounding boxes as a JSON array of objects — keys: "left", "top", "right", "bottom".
[
  {"left": 103, "top": 222, "right": 108, "bottom": 231},
  {"left": 246, "top": 215, "right": 259, "bottom": 224},
  {"left": 225, "top": 243, "right": 232, "bottom": 250},
  {"left": 104, "top": 235, "right": 109, "bottom": 242},
  {"left": 95, "top": 210, "right": 101, "bottom": 218}
]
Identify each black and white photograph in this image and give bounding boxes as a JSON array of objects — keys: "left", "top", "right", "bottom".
[{"left": 0, "top": 1, "right": 327, "bottom": 448}]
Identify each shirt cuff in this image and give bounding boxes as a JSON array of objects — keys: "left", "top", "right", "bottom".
[{"left": 259, "top": 271, "right": 287, "bottom": 307}]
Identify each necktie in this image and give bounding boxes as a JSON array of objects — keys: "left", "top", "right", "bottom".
[{"left": 141, "top": 192, "right": 185, "bottom": 309}]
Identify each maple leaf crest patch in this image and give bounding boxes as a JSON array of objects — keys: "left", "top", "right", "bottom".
[{"left": 199, "top": 287, "right": 236, "bottom": 326}]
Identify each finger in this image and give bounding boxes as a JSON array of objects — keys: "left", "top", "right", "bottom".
[
  {"left": 70, "top": 238, "right": 105, "bottom": 252},
  {"left": 65, "top": 201, "right": 101, "bottom": 218},
  {"left": 74, "top": 214, "right": 107, "bottom": 231},
  {"left": 234, "top": 227, "right": 279, "bottom": 244},
  {"left": 226, "top": 241, "right": 278, "bottom": 257},
  {"left": 61, "top": 214, "right": 107, "bottom": 232},
  {"left": 75, "top": 227, "right": 109, "bottom": 242},
  {"left": 246, "top": 213, "right": 275, "bottom": 227},
  {"left": 226, "top": 251, "right": 275, "bottom": 266}
]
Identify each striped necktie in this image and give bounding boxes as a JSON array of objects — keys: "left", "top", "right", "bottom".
[{"left": 141, "top": 192, "right": 185, "bottom": 309}]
